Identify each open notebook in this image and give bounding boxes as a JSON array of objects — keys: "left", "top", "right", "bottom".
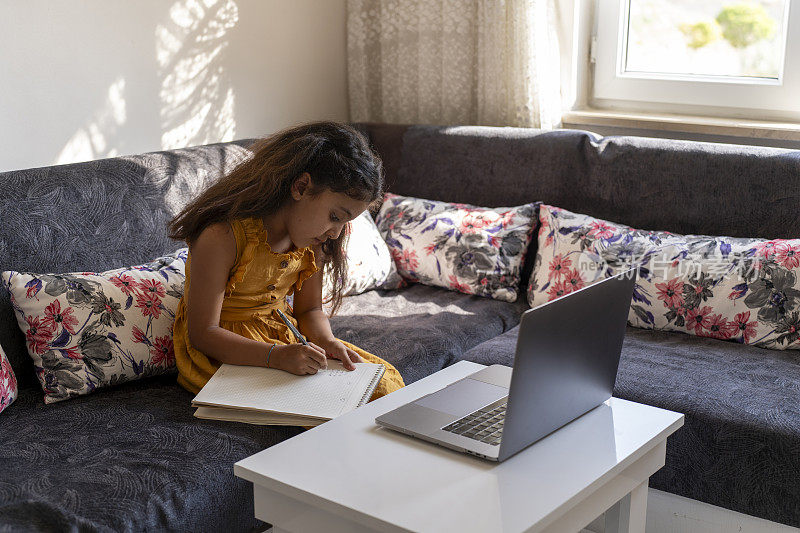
[{"left": 192, "top": 361, "right": 385, "bottom": 426}]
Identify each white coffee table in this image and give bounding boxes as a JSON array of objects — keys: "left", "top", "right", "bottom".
[{"left": 235, "top": 360, "right": 684, "bottom": 533}]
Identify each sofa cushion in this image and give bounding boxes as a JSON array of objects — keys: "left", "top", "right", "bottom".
[
  {"left": 0, "top": 375, "right": 299, "bottom": 532},
  {"left": 2, "top": 249, "right": 187, "bottom": 404},
  {"left": 461, "top": 325, "right": 800, "bottom": 527},
  {"left": 375, "top": 193, "right": 537, "bottom": 302},
  {"left": 324, "top": 211, "right": 403, "bottom": 299},
  {"left": 330, "top": 284, "right": 528, "bottom": 384},
  {"left": 529, "top": 204, "right": 800, "bottom": 351},
  {"left": 0, "top": 345, "right": 16, "bottom": 414}
]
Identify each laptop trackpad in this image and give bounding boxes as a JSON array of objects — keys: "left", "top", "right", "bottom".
[{"left": 414, "top": 378, "right": 507, "bottom": 417}]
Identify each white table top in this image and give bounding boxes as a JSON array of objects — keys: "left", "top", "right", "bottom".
[{"left": 235, "top": 361, "right": 684, "bottom": 533}]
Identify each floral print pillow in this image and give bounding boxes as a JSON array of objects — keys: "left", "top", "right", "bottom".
[
  {"left": 0, "top": 345, "right": 17, "bottom": 414},
  {"left": 2, "top": 249, "right": 188, "bottom": 404},
  {"left": 324, "top": 211, "right": 404, "bottom": 299},
  {"left": 529, "top": 204, "right": 800, "bottom": 350},
  {"left": 375, "top": 194, "right": 538, "bottom": 302}
]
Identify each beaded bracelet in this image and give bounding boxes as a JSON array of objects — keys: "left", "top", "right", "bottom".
[{"left": 266, "top": 343, "right": 276, "bottom": 368}]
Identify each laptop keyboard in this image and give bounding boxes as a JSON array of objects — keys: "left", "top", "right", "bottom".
[{"left": 441, "top": 399, "right": 507, "bottom": 446}]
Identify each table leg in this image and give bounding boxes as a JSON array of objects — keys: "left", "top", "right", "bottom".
[{"left": 604, "top": 480, "right": 648, "bottom": 533}]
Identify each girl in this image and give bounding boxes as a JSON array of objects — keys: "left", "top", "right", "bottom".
[{"left": 168, "top": 121, "right": 405, "bottom": 401}]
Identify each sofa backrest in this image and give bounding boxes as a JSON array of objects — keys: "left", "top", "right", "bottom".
[
  {"left": 5, "top": 124, "right": 800, "bottom": 388},
  {"left": 0, "top": 139, "right": 256, "bottom": 388},
  {"left": 357, "top": 123, "right": 800, "bottom": 240}
]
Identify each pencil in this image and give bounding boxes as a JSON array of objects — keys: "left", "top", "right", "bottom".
[{"left": 275, "top": 308, "right": 309, "bottom": 346}]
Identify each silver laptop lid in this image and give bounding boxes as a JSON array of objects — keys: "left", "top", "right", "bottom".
[{"left": 497, "top": 270, "right": 636, "bottom": 462}]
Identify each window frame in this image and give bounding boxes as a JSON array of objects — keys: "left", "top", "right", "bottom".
[{"left": 592, "top": 0, "right": 800, "bottom": 121}]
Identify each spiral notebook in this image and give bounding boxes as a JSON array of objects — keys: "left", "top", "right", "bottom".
[{"left": 191, "top": 361, "right": 385, "bottom": 426}]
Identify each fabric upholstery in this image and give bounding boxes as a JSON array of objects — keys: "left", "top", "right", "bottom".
[
  {"left": 331, "top": 284, "right": 527, "bottom": 384},
  {"left": 360, "top": 124, "right": 800, "bottom": 239},
  {"left": 0, "top": 376, "right": 300, "bottom": 532},
  {"left": 461, "top": 325, "right": 800, "bottom": 527},
  {"left": 352, "top": 123, "right": 409, "bottom": 194}
]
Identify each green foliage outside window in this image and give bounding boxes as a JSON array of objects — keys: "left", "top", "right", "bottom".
[
  {"left": 679, "top": 21, "right": 723, "bottom": 49},
  {"left": 716, "top": 3, "right": 776, "bottom": 48},
  {"left": 679, "top": 2, "right": 776, "bottom": 50}
]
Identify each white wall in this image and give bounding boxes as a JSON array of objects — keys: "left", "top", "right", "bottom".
[{"left": 0, "top": 0, "right": 348, "bottom": 172}]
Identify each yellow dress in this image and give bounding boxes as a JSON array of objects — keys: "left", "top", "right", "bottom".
[{"left": 174, "top": 217, "right": 405, "bottom": 400}]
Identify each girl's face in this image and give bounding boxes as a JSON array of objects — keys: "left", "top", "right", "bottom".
[{"left": 286, "top": 173, "right": 369, "bottom": 249}]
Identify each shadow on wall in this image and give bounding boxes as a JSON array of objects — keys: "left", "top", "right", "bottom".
[
  {"left": 56, "top": 76, "right": 130, "bottom": 165},
  {"left": 156, "top": 0, "right": 239, "bottom": 151},
  {"left": 56, "top": 0, "right": 240, "bottom": 166}
]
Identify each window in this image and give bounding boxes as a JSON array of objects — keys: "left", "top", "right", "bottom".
[{"left": 592, "top": 0, "right": 800, "bottom": 121}]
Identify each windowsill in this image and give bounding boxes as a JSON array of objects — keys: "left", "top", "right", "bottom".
[{"left": 561, "top": 109, "right": 800, "bottom": 142}]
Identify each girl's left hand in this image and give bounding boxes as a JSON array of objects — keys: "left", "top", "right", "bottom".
[{"left": 316, "top": 338, "right": 363, "bottom": 371}]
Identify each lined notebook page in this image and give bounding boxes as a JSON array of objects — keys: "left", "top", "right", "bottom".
[{"left": 192, "top": 361, "right": 384, "bottom": 419}]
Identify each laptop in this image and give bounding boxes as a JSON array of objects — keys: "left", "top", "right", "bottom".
[{"left": 375, "top": 270, "right": 637, "bottom": 462}]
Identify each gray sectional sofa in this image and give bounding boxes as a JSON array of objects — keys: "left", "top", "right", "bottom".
[{"left": 1, "top": 122, "right": 799, "bottom": 531}]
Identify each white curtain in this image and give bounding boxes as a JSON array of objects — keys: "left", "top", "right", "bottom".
[{"left": 347, "top": 0, "right": 563, "bottom": 129}]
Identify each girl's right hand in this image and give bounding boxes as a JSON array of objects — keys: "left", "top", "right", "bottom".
[{"left": 271, "top": 343, "right": 328, "bottom": 375}]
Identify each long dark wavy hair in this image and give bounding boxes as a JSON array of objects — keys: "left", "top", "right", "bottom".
[{"left": 168, "top": 121, "right": 385, "bottom": 314}]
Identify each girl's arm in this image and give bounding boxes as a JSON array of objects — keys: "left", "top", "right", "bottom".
[
  {"left": 292, "top": 250, "right": 335, "bottom": 343},
  {"left": 186, "top": 223, "right": 327, "bottom": 374},
  {"left": 293, "top": 249, "right": 362, "bottom": 370}
]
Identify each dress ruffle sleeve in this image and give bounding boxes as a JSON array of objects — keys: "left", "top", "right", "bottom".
[
  {"left": 293, "top": 248, "right": 319, "bottom": 293},
  {"left": 226, "top": 218, "right": 266, "bottom": 296}
]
